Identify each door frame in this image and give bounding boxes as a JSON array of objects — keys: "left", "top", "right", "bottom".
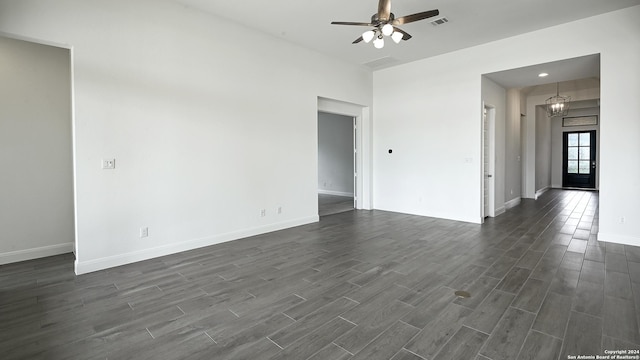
[
  {"left": 482, "top": 103, "right": 496, "bottom": 219},
  {"left": 352, "top": 116, "right": 357, "bottom": 208},
  {"left": 562, "top": 130, "right": 597, "bottom": 189},
  {"left": 0, "top": 31, "right": 78, "bottom": 260},
  {"left": 316, "top": 111, "right": 357, "bottom": 208},
  {"left": 317, "top": 97, "right": 372, "bottom": 210}
]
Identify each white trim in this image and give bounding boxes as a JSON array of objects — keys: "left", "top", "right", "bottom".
[
  {"left": 505, "top": 197, "right": 522, "bottom": 210},
  {"left": 318, "top": 190, "right": 354, "bottom": 197},
  {"left": 70, "top": 45, "right": 79, "bottom": 262},
  {"left": 74, "top": 216, "right": 318, "bottom": 275},
  {"left": 597, "top": 232, "right": 640, "bottom": 247},
  {"left": 0, "top": 31, "right": 72, "bottom": 49},
  {"left": 317, "top": 97, "right": 372, "bottom": 210},
  {"left": 481, "top": 103, "right": 496, "bottom": 220},
  {"left": 494, "top": 206, "right": 506, "bottom": 216},
  {"left": 0, "top": 243, "right": 74, "bottom": 265},
  {"left": 373, "top": 205, "right": 483, "bottom": 224},
  {"left": 535, "top": 186, "right": 550, "bottom": 199}
]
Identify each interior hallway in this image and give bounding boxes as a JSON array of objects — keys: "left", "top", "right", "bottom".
[{"left": 1, "top": 189, "right": 638, "bottom": 359}]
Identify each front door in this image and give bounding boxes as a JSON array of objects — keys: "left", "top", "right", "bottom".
[{"left": 563, "top": 130, "right": 596, "bottom": 188}]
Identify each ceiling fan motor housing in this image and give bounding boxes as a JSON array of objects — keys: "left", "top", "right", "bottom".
[{"left": 371, "top": 12, "right": 395, "bottom": 25}]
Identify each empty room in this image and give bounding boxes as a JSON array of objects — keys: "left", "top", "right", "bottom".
[{"left": 1, "top": 0, "right": 640, "bottom": 359}]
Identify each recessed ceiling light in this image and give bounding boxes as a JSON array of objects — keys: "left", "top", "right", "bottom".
[{"left": 539, "top": 72, "right": 549, "bottom": 77}]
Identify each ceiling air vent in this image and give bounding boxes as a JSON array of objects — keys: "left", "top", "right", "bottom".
[{"left": 430, "top": 17, "right": 449, "bottom": 26}]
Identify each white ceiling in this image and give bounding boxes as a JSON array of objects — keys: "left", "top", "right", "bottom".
[
  {"left": 176, "top": 0, "right": 640, "bottom": 69},
  {"left": 484, "top": 54, "right": 601, "bottom": 89}
]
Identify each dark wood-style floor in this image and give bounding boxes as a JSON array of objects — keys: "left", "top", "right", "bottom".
[
  {"left": 2, "top": 189, "right": 639, "bottom": 359},
  {"left": 318, "top": 194, "right": 354, "bottom": 217}
]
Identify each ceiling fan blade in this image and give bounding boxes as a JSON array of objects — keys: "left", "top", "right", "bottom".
[
  {"left": 377, "top": 0, "right": 391, "bottom": 20},
  {"left": 352, "top": 36, "right": 364, "bottom": 44},
  {"left": 331, "top": 21, "right": 373, "bottom": 26},
  {"left": 392, "top": 9, "right": 439, "bottom": 25},
  {"left": 393, "top": 27, "right": 412, "bottom": 41}
]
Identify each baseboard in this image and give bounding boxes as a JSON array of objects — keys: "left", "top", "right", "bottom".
[
  {"left": 0, "top": 242, "right": 74, "bottom": 265},
  {"left": 494, "top": 206, "right": 506, "bottom": 217},
  {"left": 74, "top": 216, "right": 319, "bottom": 275},
  {"left": 535, "top": 186, "right": 550, "bottom": 199},
  {"left": 318, "top": 190, "right": 354, "bottom": 197},
  {"left": 597, "top": 232, "right": 640, "bottom": 247},
  {"left": 505, "top": 197, "right": 521, "bottom": 210},
  {"left": 374, "top": 205, "right": 482, "bottom": 224}
]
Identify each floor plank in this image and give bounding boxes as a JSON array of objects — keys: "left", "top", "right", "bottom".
[
  {"left": 532, "top": 291, "right": 573, "bottom": 338},
  {"left": 512, "top": 278, "right": 551, "bottom": 313},
  {"left": 349, "top": 321, "right": 420, "bottom": 360},
  {"left": 404, "top": 303, "right": 472, "bottom": 359},
  {"left": 517, "top": 330, "right": 563, "bottom": 360},
  {"left": 463, "top": 289, "right": 515, "bottom": 334},
  {"left": 479, "top": 307, "right": 535, "bottom": 360},
  {"left": 432, "top": 326, "right": 489, "bottom": 360},
  {"left": 268, "top": 317, "right": 355, "bottom": 360},
  {"left": 560, "top": 311, "right": 602, "bottom": 359}
]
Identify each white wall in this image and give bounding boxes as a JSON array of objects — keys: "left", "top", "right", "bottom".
[
  {"left": 551, "top": 106, "right": 600, "bottom": 189},
  {"left": 374, "top": 5, "right": 640, "bottom": 248},
  {"left": 0, "top": 0, "right": 373, "bottom": 273},
  {"left": 524, "top": 79, "right": 600, "bottom": 198},
  {"left": 0, "top": 36, "right": 74, "bottom": 264},
  {"left": 481, "top": 77, "right": 506, "bottom": 215},
  {"left": 505, "top": 88, "right": 522, "bottom": 205},
  {"left": 318, "top": 112, "right": 354, "bottom": 196},
  {"left": 535, "top": 105, "right": 552, "bottom": 193}
]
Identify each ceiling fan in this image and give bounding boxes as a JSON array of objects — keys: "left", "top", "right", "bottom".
[{"left": 331, "top": 0, "right": 439, "bottom": 48}]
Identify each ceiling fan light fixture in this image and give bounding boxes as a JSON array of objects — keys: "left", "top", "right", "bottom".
[
  {"left": 381, "top": 23, "right": 394, "bottom": 36},
  {"left": 373, "top": 36, "right": 384, "bottom": 49},
  {"left": 330, "top": 0, "right": 439, "bottom": 48},
  {"left": 362, "top": 30, "right": 376, "bottom": 43},
  {"left": 391, "top": 31, "right": 403, "bottom": 43}
]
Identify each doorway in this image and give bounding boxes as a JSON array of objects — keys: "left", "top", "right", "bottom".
[
  {"left": 0, "top": 35, "right": 75, "bottom": 264},
  {"left": 317, "top": 112, "right": 356, "bottom": 216},
  {"left": 563, "top": 130, "right": 597, "bottom": 188}
]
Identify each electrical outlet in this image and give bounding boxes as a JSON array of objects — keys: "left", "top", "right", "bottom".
[
  {"left": 620, "top": 217, "right": 626, "bottom": 224},
  {"left": 277, "top": 206, "right": 282, "bottom": 214},
  {"left": 102, "top": 159, "right": 116, "bottom": 169},
  {"left": 140, "top": 227, "right": 149, "bottom": 238},
  {"left": 260, "top": 209, "right": 266, "bottom": 217}
]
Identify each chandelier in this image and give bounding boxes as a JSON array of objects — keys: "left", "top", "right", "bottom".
[{"left": 546, "top": 83, "right": 571, "bottom": 117}]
